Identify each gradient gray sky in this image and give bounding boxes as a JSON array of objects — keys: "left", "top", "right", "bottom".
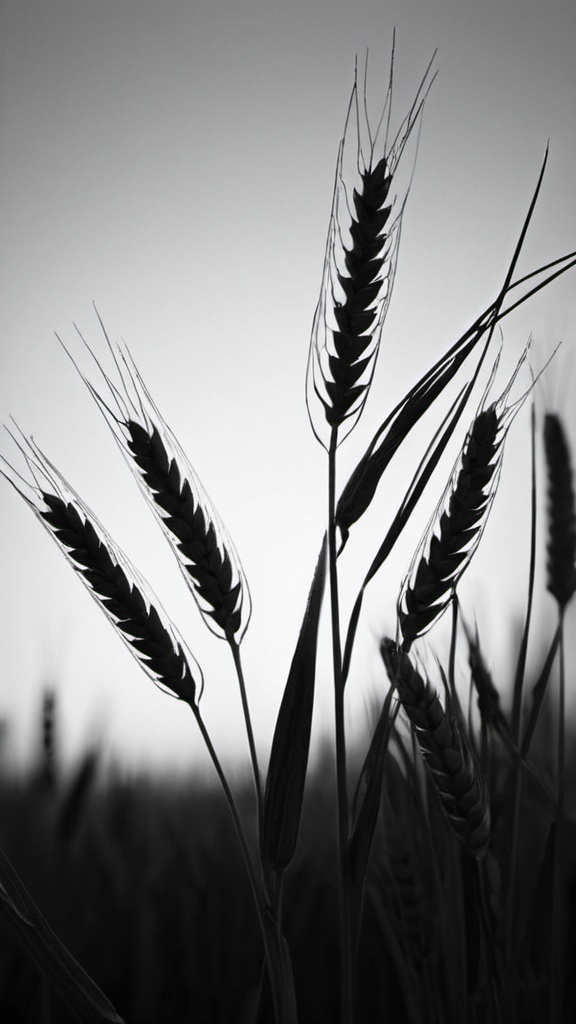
[{"left": 1, "top": 0, "right": 575, "bottom": 773}]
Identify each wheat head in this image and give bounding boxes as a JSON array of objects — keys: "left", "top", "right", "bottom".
[
  {"left": 543, "top": 412, "right": 576, "bottom": 609},
  {"left": 306, "top": 50, "right": 436, "bottom": 446},
  {"left": 398, "top": 345, "right": 535, "bottom": 650},
  {"left": 2, "top": 434, "right": 201, "bottom": 704},
  {"left": 65, "top": 321, "right": 251, "bottom": 644},
  {"left": 381, "top": 638, "right": 490, "bottom": 859}
]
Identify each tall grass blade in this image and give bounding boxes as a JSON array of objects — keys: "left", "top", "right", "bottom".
[
  {"left": 349, "top": 687, "right": 398, "bottom": 946},
  {"left": 0, "top": 845, "right": 124, "bottom": 1024},
  {"left": 521, "top": 623, "right": 562, "bottom": 756},
  {"left": 261, "top": 536, "right": 328, "bottom": 892}
]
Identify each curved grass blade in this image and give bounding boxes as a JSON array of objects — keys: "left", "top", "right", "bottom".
[
  {"left": 0, "top": 845, "right": 124, "bottom": 1024},
  {"left": 348, "top": 686, "right": 398, "bottom": 946},
  {"left": 520, "top": 622, "right": 562, "bottom": 757},
  {"left": 341, "top": 378, "right": 476, "bottom": 685},
  {"left": 261, "top": 535, "right": 327, "bottom": 896}
]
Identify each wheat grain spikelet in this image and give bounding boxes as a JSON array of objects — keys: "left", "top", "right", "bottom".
[
  {"left": 2, "top": 432, "right": 202, "bottom": 704},
  {"left": 543, "top": 412, "right": 576, "bottom": 609},
  {"left": 306, "top": 46, "right": 436, "bottom": 446},
  {"left": 381, "top": 639, "right": 490, "bottom": 859},
  {"left": 62, "top": 316, "right": 251, "bottom": 643},
  {"left": 398, "top": 342, "right": 537, "bottom": 649}
]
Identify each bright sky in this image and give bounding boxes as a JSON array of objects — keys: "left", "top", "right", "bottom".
[{"left": 1, "top": 0, "right": 575, "bottom": 775}]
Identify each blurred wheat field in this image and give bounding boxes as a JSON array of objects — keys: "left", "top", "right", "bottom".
[{"left": 1, "top": 689, "right": 575, "bottom": 1024}]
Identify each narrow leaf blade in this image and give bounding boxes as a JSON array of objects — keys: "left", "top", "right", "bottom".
[
  {"left": 261, "top": 536, "right": 328, "bottom": 880},
  {"left": 0, "top": 846, "right": 124, "bottom": 1024}
]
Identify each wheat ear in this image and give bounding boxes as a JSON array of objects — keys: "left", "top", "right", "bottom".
[
  {"left": 306, "top": 46, "right": 436, "bottom": 447},
  {"left": 2, "top": 432, "right": 202, "bottom": 704},
  {"left": 381, "top": 639, "right": 490, "bottom": 859},
  {"left": 398, "top": 343, "right": 537, "bottom": 650},
  {"left": 61, "top": 318, "right": 263, "bottom": 824},
  {"left": 543, "top": 413, "right": 576, "bottom": 609},
  {"left": 62, "top": 317, "right": 251, "bottom": 645}
]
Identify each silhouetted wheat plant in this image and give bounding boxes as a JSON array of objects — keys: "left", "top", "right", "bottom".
[{"left": 2, "top": 42, "right": 576, "bottom": 1024}]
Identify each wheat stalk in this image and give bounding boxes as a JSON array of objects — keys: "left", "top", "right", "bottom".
[
  {"left": 381, "top": 639, "right": 490, "bottom": 859},
  {"left": 398, "top": 343, "right": 537, "bottom": 650}
]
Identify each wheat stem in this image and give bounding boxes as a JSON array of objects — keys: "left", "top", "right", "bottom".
[
  {"left": 191, "top": 706, "right": 297, "bottom": 1024},
  {"left": 229, "top": 638, "right": 263, "bottom": 837},
  {"left": 328, "top": 426, "right": 353, "bottom": 1024},
  {"left": 550, "top": 615, "right": 566, "bottom": 1023}
]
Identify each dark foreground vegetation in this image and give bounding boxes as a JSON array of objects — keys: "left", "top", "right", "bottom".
[{"left": 1, "top": 686, "right": 575, "bottom": 1024}]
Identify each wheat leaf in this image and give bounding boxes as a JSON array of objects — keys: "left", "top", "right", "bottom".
[
  {"left": 521, "top": 623, "right": 562, "bottom": 756},
  {"left": 261, "top": 535, "right": 328, "bottom": 889},
  {"left": 0, "top": 846, "right": 124, "bottom": 1024},
  {"left": 349, "top": 688, "right": 399, "bottom": 944}
]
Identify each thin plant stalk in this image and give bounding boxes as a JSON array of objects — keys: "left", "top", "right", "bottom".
[
  {"left": 228, "top": 637, "right": 264, "bottom": 837},
  {"left": 191, "top": 705, "right": 297, "bottom": 1024},
  {"left": 328, "top": 425, "right": 353, "bottom": 1024},
  {"left": 549, "top": 609, "right": 566, "bottom": 1024}
]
